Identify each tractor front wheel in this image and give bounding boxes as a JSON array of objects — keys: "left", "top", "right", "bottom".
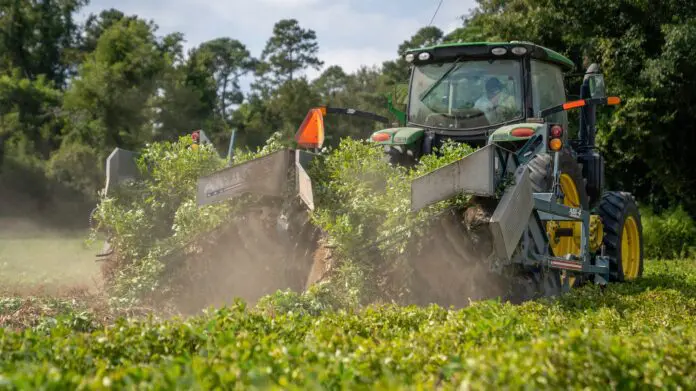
[
  {"left": 385, "top": 146, "right": 417, "bottom": 167},
  {"left": 597, "top": 191, "right": 644, "bottom": 282}
]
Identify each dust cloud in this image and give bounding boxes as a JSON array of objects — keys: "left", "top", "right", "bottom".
[
  {"left": 160, "top": 201, "right": 326, "bottom": 315},
  {"left": 402, "top": 206, "right": 513, "bottom": 308}
]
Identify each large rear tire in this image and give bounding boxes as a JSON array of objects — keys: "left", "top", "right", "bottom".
[
  {"left": 597, "top": 191, "right": 644, "bottom": 282},
  {"left": 527, "top": 149, "right": 589, "bottom": 209},
  {"left": 527, "top": 149, "right": 589, "bottom": 287}
]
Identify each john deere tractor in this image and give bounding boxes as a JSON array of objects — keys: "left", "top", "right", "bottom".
[
  {"left": 360, "top": 41, "right": 643, "bottom": 299},
  {"left": 102, "top": 41, "right": 643, "bottom": 307}
]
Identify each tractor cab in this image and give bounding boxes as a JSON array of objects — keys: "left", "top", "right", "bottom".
[
  {"left": 402, "top": 42, "right": 575, "bottom": 140},
  {"left": 372, "top": 42, "right": 615, "bottom": 164},
  {"left": 407, "top": 55, "right": 524, "bottom": 131}
]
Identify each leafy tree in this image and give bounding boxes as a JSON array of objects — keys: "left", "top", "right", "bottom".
[
  {"left": 0, "top": 70, "right": 64, "bottom": 206},
  {"left": 231, "top": 95, "right": 282, "bottom": 149},
  {"left": 194, "top": 38, "right": 256, "bottom": 120},
  {"left": 79, "top": 9, "right": 137, "bottom": 54},
  {"left": 312, "top": 65, "right": 393, "bottom": 145},
  {"left": 382, "top": 26, "right": 444, "bottom": 85},
  {"left": 0, "top": 71, "right": 63, "bottom": 163},
  {"left": 266, "top": 77, "right": 321, "bottom": 139},
  {"left": 62, "top": 17, "right": 169, "bottom": 151},
  {"left": 154, "top": 52, "right": 217, "bottom": 143},
  {"left": 313, "top": 65, "right": 349, "bottom": 100},
  {"left": 260, "top": 19, "right": 324, "bottom": 85},
  {"left": 0, "top": 0, "right": 87, "bottom": 87}
]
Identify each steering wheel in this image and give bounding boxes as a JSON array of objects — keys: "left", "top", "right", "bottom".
[
  {"left": 447, "top": 108, "right": 487, "bottom": 119},
  {"left": 424, "top": 108, "right": 490, "bottom": 128}
]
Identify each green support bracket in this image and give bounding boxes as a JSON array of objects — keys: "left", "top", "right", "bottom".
[{"left": 386, "top": 95, "right": 407, "bottom": 126}]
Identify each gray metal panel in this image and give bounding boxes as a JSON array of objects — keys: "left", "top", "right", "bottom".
[
  {"left": 537, "top": 211, "right": 575, "bottom": 221},
  {"left": 534, "top": 193, "right": 554, "bottom": 202},
  {"left": 295, "top": 150, "right": 315, "bottom": 210},
  {"left": 410, "top": 144, "right": 496, "bottom": 212},
  {"left": 527, "top": 214, "right": 548, "bottom": 256},
  {"left": 198, "top": 130, "right": 212, "bottom": 145},
  {"left": 489, "top": 166, "right": 534, "bottom": 260},
  {"left": 104, "top": 148, "right": 140, "bottom": 195},
  {"left": 196, "top": 149, "right": 291, "bottom": 206}
]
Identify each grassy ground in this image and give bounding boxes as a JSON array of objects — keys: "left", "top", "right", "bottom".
[
  {"left": 0, "top": 258, "right": 693, "bottom": 389},
  {"left": 0, "top": 218, "right": 102, "bottom": 294}
]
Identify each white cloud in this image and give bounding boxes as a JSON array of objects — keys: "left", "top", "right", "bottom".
[
  {"left": 256, "top": 0, "right": 321, "bottom": 6},
  {"left": 79, "top": 0, "right": 479, "bottom": 83},
  {"left": 303, "top": 47, "right": 393, "bottom": 79}
]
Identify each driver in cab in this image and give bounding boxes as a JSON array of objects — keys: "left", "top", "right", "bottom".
[{"left": 474, "top": 78, "right": 518, "bottom": 124}]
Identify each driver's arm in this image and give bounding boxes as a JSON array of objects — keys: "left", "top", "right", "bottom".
[
  {"left": 500, "top": 93, "right": 518, "bottom": 111},
  {"left": 474, "top": 97, "right": 490, "bottom": 112}
]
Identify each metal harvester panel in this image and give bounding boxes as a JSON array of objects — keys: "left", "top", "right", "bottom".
[
  {"left": 410, "top": 144, "right": 496, "bottom": 212},
  {"left": 489, "top": 166, "right": 534, "bottom": 260},
  {"left": 196, "top": 149, "right": 291, "bottom": 206},
  {"left": 105, "top": 148, "right": 141, "bottom": 195},
  {"left": 295, "top": 150, "right": 315, "bottom": 210}
]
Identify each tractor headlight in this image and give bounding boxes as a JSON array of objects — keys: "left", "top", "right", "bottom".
[
  {"left": 491, "top": 47, "right": 507, "bottom": 55},
  {"left": 405, "top": 53, "right": 415, "bottom": 63},
  {"left": 511, "top": 46, "right": 527, "bottom": 55},
  {"left": 418, "top": 52, "right": 431, "bottom": 61}
]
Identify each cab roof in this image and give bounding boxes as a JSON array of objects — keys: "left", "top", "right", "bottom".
[{"left": 404, "top": 41, "right": 575, "bottom": 72}]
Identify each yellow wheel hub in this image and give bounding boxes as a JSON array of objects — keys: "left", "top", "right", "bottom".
[
  {"left": 549, "top": 173, "right": 582, "bottom": 257},
  {"left": 621, "top": 216, "right": 641, "bottom": 279},
  {"left": 544, "top": 173, "right": 603, "bottom": 287},
  {"left": 544, "top": 174, "right": 582, "bottom": 287},
  {"left": 572, "top": 214, "right": 604, "bottom": 252}
]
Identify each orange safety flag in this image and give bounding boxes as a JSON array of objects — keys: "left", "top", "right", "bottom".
[{"left": 295, "top": 108, "right": 325, "bottom": 148}]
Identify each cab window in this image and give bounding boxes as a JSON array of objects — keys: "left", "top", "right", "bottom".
[{"left": 531, "top": 60, "right": 568, "bottom": 128}]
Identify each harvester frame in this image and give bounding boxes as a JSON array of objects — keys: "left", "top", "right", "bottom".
[
  {"left": 364, "top": 41, "right": 642, "bottom": 293},
  {"left": 96, "top": 40, "right": 643, "bottom": 306},
  {"left": 192, "top": 41, "right": 643, "bottom": 298}
]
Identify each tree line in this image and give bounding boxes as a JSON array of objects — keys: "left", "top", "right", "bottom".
[{"left": 0, "top": 0, "right": 694, "bottom": 225}]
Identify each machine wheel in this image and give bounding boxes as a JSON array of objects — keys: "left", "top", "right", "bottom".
[
  {"left": 507, "top": 266, "right": 563, "bottom": 304},
  {"left": 597, "top": 191, "right": 644, "bottom": 282},
  {"left": 385, "top": 146, "right": 417, "bottom": 167},
  {"left": 527, "top": 149, "right": 590, "bottom": 287},
  {"left": 527, "top": 149, "right": 589, "bottom": 209}
]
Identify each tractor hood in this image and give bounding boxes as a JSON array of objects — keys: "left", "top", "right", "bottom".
[
  {"left": 370, "top": 127, "right": 425, "bottom": 146},
  {"left": 488, "top": 123, "right": 546, "bottom": 143}
]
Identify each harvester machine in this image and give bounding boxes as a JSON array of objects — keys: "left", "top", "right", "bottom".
[
  {"left": 95, "top": 41, "right": 644, "bottom": 308},
  {"left": 197, "top": 41, "right": 643, "bottom": 307},
  {"left": 375, "top": 41, "right": 642, "bottom": 304}
]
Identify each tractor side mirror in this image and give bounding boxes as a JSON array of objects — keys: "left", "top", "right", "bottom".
[
  {"left": 583, "top": 64, "right": 606, "bottom": 99},
  {"left": 587, "top": 74, "right": 606, "bottom": 99}
]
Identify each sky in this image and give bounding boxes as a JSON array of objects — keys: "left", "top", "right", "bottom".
[{"left": 77, "top": 0, "right": 479, "bottom": 83}]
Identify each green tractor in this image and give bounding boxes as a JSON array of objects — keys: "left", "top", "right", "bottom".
[
  {"left": 102, "top": 41, "right": 643, "bottom": 306},
  {"left": 194, "top": 41, "right": 642, "bottom": 305},
  {"left": 363, "top": 41, "right": 643, "bottom": 293}
]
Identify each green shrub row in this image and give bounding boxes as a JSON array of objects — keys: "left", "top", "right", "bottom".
[
  {"left": 91, "top": 132, "right": 696, "bottom": 311},
  {"left": 0, "top": 260, "right": 694, "bottom": 389},
  {"left": 90, "top": 134, "right": 477, "bottom": 309},
  {"left": 641, "top": 205, "right": 696, "bottom": 260}
]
